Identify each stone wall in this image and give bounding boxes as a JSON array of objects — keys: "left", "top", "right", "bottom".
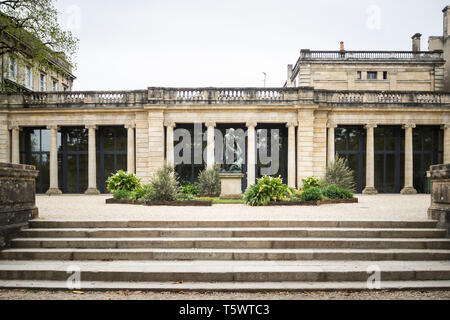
[
  {"left": 0, "top": 163, "right": 39, "bottom": 249},
  {"left": 428, "top": 163, "right": 450, "bottom": 237}
]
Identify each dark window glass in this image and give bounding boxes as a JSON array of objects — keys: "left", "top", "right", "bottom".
[
  {"left": 174, "top": 124, "right": 207, "bottom": 185},
  {"left": 367, "top": 71, "right": 377, "bottom": 80},
  {"left": 413, "top": 126, "right": 443, "bottom": 193},
  {"left": 335, "top": 126, "right": 366, "bottom": 193},
  {"left": 96, "top": 126, "right": 128, "bottom": 193}
]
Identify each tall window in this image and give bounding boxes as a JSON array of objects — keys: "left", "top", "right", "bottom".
[
  {"left": 9, "top": 57, "right": 17, "bottom": 79},
  {"left": 20, "top": 128, "right": 53, "bottom": 194},
  {"left": 356, "top": 71, "right": 362, "bottom": 80},
  {"left": 25, "top": 66, "right": 33, "bottom": 89},
  {"left": 40, "top": 73, "right": 46, "bottom": 91},
  {"left": 52, "top": 79, "right": 58, "bottom": 92}
]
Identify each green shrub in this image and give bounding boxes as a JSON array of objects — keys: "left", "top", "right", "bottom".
[
  {"left": 340, "top": 188, "right": 354, "bottom": 199},
  {"left": 180, "top": 183, "right": 198, "bottom": 197},
  {"left": 197, "top": 165, "right": 221, "bottom": 196},
  {"left": 148, "top": 164, "right": 180, "bottom": 201},
  {"left": 113, "top": 189, "right": 133, "bottom": 200},
  {"left": 321, "top": 184, "right": 355, "bottom": 199},
  {"left": 324, "top": 156, "right": 356, "bottom": 192},
  {"left": 243, "top": 176, "right": 293, "bottom": 206},
  {"left": 302, "top": 176, "right": 322, "bottom": 190},
  {"left": 106, "top": 170, "right": 141, "bottom": 193},
  {"left": 182, "top": 193, "right": 197, "bottom": 201},
  {"left": 301, "top": 187, "right": 323, "bottom": 202},
  {"left": 321, "top": 184, "right": 342, "bottom": 199},
  {"left": 137, "top": 185, "right": 156, "bottom": 202}
]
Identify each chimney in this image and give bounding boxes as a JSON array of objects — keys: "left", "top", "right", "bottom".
[
  {"left": 444, "top": 6, "right": 450, "bottom": 37},
  {"left": 340, "top": 41, "right": 345, "bottom": 51},
  {"left": 287, "top": 64, "right": 294, "bottom": 87},
  {"left": 412, "top": 33, "right": 422, "bottom": 52}
]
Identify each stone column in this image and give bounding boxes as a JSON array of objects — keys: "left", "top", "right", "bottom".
[
  {"left": 443, "top": 124, "right": 450, "bottom": 164},
  {"left": 125, "top": 123, "right": 136, "bottom": 174},
  {"left": 362, "top": 123, "right": 378, "bottom": 195},
  {"left": 10, "top": 126, "right": 20, "bottom": 164},
  {"left": 164, "top": 121, "right": 175, "bottom": 167},
  {"left": 85, "top": 125, "right": 100, "bottom": 195},
  {"left": 401, "top": 124, "right": 417, "bottom": 194},
  {"left": 246, "top": 122, "right": 257, "bottom": 188},
  {"left": 206, "top": 122, "right": 216, "bottom": 169},
  {"left": 327, "top": 122, "right": 337, "bottom": 166},
  {"left": 287, "top": 122, "right": 297, "bottom": 188},
  {"left": 46, "top": 125, "right": 62, "bottom": 195}
]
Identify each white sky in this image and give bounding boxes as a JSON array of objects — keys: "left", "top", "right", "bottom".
[{"left": 55, "top": 0, "right": 449, "bottom": 91}]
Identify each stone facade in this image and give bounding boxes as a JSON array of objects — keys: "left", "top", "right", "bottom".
[
  {"left": 0, "top": 162, "right": 38, "bottom": 249},
  {"left": 428, "top": 163, "right": 450, "bottom": 237},
  {"left": 0, "top": 88, "right": 448, "bottom": 192}
]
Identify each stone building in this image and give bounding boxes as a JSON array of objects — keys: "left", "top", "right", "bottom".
[
  {"left": 0, "top": 7, "right": 450, "bottom": 196},
  {"left": 0, "top": 14, "right": 75, "bottom": 93}
]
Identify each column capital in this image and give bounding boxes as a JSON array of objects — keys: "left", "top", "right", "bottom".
[
  {"left": 402, "top": 123, "right": 416, "bottom": 129},
  {"left": 246, "top": 122, "right": 257, "bottom": 128},
  {"left": 124, "top": 123, "right": 136, "bottom": 129},
  {"left": 8, "top": 125, "right": 22, "bottom": 131},
  {"left": 85, "top": 124, "right": 97, "bottom": 130},
  {"left": 364, "top": 123, "right": 377, "bottom": 129},
  {"left": 205, "top": 122, "right": 216, "bottom": 128},
  {"left": 164, "top": 121, "right": 176, "bottom": 128},
  {"left": 286, "top": 121, "right": 298, "bottom": 128},
  {"left": 47, "top": 125, "right": 60, "bottom": 131},
  {"left": 441, "top": 124, "right": 450, "bottom": 130},
  {"left": 327, "top": 122, "right": 338, "bottom": 129}
]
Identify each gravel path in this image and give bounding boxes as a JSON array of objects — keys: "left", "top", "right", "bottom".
[
  {"left": 36, "top": 194, "right": 431, "bottom": 221},
  {"left": 0, "top": 289, "right": 448, "bottom": 300}
]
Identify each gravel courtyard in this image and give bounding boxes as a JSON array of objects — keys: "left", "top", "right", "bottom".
[{"left": 35, "top": 194, "right": 431, "bottom": 221}]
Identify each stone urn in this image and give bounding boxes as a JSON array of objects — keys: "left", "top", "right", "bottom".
[{"left": 219, "top": 173, "right": 244, "bottom": 199}]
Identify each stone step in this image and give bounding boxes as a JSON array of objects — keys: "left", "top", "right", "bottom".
[
  {"left": 28, "top": 220, "right": 439, "bottom": 229},
  {"left": 10, "top": 237, "right": 450, "bottom": 250},
  {"left": 2, "top": 248, "right": 450, "bottom": 261},
  {"left": 18, "top": 228, "right": 447, "bottom": 239},
  {"left": 2, "top": 280, "right": 450, "bottom": 291},
  {"left": 0, "top": 261, "right": 449, "bottom": 282}
]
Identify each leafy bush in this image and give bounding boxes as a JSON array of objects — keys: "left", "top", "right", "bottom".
[
  {"left": 339, "top": 188, "right": 354, "bottom": 199},
  {"left": 324, "top": 156, "right": 356, "bottom": 192},
  {"left": 180, "top": 183, "right": 198, "bottom": 197},
  {"left": 106, "top": 170, "right": 141, "bottom": 193},
  {"left": 113, "top": 189, "right": 134, "bottom": 200},
  {"left": 182, "top": 193, "right": 197, "bottom": 201},
  {"left": 243, "top": 176, "right": 293, "bottom": 206},
  {"left": 148, "top": 164, "right": 180, "bottom": 201},
  {"left": 321, "top": 184, "right": 343, "bottom": 199},
  {"left": 300, "top": 187, "right": 323, "bottom": 202},
  {"left": 137, "top": 185, "right": 156, "bottom": 202},
  {"left": 302, "top": 176, "right": 322, "bottom": 190},
  {"left": 321, "top": 184, "right": 354, "bottom": 200},
  {"left": 197, "top": 165, "right": 221, "bottom": 196}
]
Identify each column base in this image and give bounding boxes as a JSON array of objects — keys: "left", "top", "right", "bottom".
[
  {"left": 46, "top": 188, "right": 62, "bottom": 196},
  {"left": 84, "top": 188, "right": 101, "bottom": 195},
  {"left": 400, "top": 186, "right": 418, "bottom": 195},
  {"left": 362, "top": 187, "right": 378, "bottom": 195}
]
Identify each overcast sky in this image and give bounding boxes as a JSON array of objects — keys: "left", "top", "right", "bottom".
[{"left": 55, "top": 0, "right": 449, "bottom": 90}]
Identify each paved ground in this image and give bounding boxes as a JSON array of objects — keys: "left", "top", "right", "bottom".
[
  {"left": 0, "top": 289, "right": 449, "bottom": 300},
  {"left": 36, "top": 194, "right": 431, "bottom": 221}
]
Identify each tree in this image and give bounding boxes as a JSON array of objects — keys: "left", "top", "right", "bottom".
[{"left": 0, "top": 0, "right": 79, "bottom": 66}]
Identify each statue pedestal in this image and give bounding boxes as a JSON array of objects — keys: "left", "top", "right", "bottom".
[{"left": 219, "top": 173, "right": 244, "bottom": 199}]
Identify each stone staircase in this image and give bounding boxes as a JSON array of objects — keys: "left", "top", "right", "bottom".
[{"left": 0, "top": 220, "right": 449, "bottom": 291}]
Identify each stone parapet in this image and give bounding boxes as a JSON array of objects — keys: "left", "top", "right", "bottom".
[
  {"left": 428, "top": 163, "right": 450, "bottom": 237},
  {"left": 0, "top": 163, "right": 39, "bottom": 249}
]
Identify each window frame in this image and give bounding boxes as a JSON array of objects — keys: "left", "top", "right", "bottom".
[
  {"left": 9, "top": 56, "right": 17, "bottom": 79},
  {"left": 25, "top": 65, "right": 33, "bottom": 89},
  {"left": 39, "top": 73, "right": 47, "bottom": 92},
  {"left": 367, "top": 71, "right": 377, "bottom": 80}
]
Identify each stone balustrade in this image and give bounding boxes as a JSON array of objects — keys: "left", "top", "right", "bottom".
[
  {"left": 298, "top": 50, "right": 444, "bottom": 61},
  {"left": 0, "top": 88, "right": 449, "bottom": 108}
]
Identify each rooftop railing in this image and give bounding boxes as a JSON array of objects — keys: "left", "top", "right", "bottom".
[
  {"left": 298, "top": 50, "right": 444, "bottom": 61},
  {"left": 0, "top": 88, "right": 449, "bottom": 108}
]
